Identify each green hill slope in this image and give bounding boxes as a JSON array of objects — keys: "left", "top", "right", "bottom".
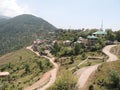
[
  {"left": 87, "top": 45, "right": 120, "bottom": 90},
  {"left": 0, "top": 48, "right": 52, "bottom": 90},
  {"left": 0, "top": 14, "right": 56, "bottom": 55}
]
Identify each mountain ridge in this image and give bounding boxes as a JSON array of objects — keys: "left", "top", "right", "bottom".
[
  {"left": 0, "top": 15, "right": 10, "bottom": 22},
  {"left": 0, "top": 14, "right": 57, "bottom": 55}
]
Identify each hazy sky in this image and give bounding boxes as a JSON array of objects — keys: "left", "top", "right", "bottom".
[{"left": 0, "top": 0, "right": 120, "bottom": 30}]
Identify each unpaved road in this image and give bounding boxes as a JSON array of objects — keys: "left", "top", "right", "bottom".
[
  {"left": 25, "top": 46, "right": 58, "bottom": 90},
  {"left": 75, "top": 45, "right": 118, "bottom": 90}
]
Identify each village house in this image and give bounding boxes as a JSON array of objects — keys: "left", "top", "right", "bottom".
[
  {"left": 93, "top": 30, "right": 107, "bottom": 37},
  {"left": 63, "top": 40, "right": 72, "bottom": 46},
  {"left": 52, "top": 40, "right": 57, "bottom": 45},
  {"left": 32, "top": 39, "right": 46, "bottom": 51},
  {"left": 87, "top": 35, "right": 98, "bottom": 46},
  {"left": 78, "top": 37, "right": 84, "bottom": 43},
  {"left": 93, "top": 22, "right": 107, "bottom": 37},
  {"left": 87, "top": 23, "right": 107, "bottom": 46},
  {"left": 74, "top": 37, "right": 87, "bottom": 46}
]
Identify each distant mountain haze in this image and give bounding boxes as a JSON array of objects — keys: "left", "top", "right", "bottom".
[
  {"left": 0, "top": 14, "right": 56, "bottom": 55},
  {"left": 0, "top": 15, "right": 10, "bottom": 22}
]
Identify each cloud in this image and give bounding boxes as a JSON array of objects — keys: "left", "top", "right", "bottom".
[{"left": 0, "top": 0, "right": 31, "bottom": 17}]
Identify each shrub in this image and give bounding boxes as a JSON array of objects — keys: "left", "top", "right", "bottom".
[
  {"left": 81, "top": 53, "right": 87, "bottom": 60},
  {"left": 36, "top": 61, "right": 43, "bottom": 70},
  {"left": 74, "top": 44, "right": 81, "bottom": 55},
  {"left": 24, "top": 64, "right": 30, "bottom": 74},
  {"left": 69, "top": 56, "right": 74, "bottom": 64},
  {"left": 87, "top": 61, "right": 91, "bottom": 66},
  {"left": 89, "top": 85, "right": 94, "bottom": 90},
  {"left": 109, "top": 70, "right": 120, "bottom": 89}
]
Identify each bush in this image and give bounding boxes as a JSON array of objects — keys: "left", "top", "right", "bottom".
[
  {"left": 109, "top": 70, "right": 120, "bottom": 89},
  {"left": 36, "top": 61, "right": 43, "bottom": 70},
  {"left": 81, "top": 53, "right": 87, "bottom": 60},
  {"left": 24, "top": 64, "right": 30, "bottom": 74},
  {"left": 69, "top": 56, "right": 74, "bottom": 64},
  {"left": 74, "top": 44, "right": 81, "bottom": 55},
  {"left": 87, "top": 61, "right": 91, "bottom": 66},
  {"left": 89, "top": 85, "right": 94, "bottom": 90}
]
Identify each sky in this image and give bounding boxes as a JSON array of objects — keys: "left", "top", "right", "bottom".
[{"left": 0, "top": 0, "right": 120, "bottom": 30}]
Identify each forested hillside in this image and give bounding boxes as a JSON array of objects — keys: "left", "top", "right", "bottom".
[
  {"left": 0, "top": 14, "right": 56, "bottom": 55},
  {"left": 0, "top": 15, "right": 10, "bottom": 22}
]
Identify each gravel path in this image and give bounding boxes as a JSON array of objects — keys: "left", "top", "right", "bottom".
[
  {"left": 25, "top": 46, "right": 58, "bottom": 90},
  {"left": 75, "top": 45, "right": 118, "bottom": 90}
]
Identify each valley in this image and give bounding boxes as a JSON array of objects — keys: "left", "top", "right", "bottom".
[{"left": 0, "top": 14, "right": 120, "bottom": 90}]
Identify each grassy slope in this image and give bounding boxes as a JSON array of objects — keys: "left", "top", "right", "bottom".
[
  {"left": 58, "top": 51, "right": 105, "bottom": 75},
  {"left": 0, "top": 48, "right": 36, "bottom": 65},
  {"left": 0, "top": 48, "right": 52, "bottom": 90},
  {"left": 85, "top": 45, "right": 120, "bottom": 90},
  {"left": 86, "top": 60, "right": 120, "bottom": 90}
]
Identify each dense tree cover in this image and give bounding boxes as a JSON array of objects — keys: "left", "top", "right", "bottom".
[
  {"left": 51, "top": 42, "right": 61, "bottom": 56},
  {"left": 57, "top": 29, "right": 120, "bottom": 42},
  {"left": 90, "top": 37, "right": 106, "bottom": 52},
  {"left": 74, "top": 44, "right": 83, "bottom": 55},
  {"left": 0, "top": 15, "right": 9, "bottom": 22},
  {"left": 115, "top": 30, "right": 120, "bottom": 42},
  {"left": 0, "top": 14, "right": 56, "bottom": 55},
  {"left": 51, "top": 42, "right": 85, "bottom": 57},
  {"left": 55, "top": 29, "right": 120, "bottom": 53},
  {"left": 56, "top": 29, "right": 98, "bottom": 41},
  {"left": 52, "top": 29, "right": 107, "bottom": 57},
  {"left": 106, "top": 29, "right": 120, "bottom": 42}
]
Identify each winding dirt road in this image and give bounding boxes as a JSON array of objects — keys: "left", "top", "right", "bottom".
[
  {"left": 75, "top": 45, "right": 118, "bottom": 90},
  {"left": 25, "top": 46, "right": 58, "bottom": 90}
]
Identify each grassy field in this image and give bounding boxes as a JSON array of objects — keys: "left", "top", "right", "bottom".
[{"left": 0, "top": 48, "right": 53, "bottom": 90}]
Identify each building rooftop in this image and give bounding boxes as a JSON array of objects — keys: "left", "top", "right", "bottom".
[
  {"left": 93, "top": 30, "right": 107, "bottom": 35},
  {"left": 87, "top": 35, "right": 98, "bottom": 39},
  {"left": 78, "top": 37, "right": 84, "bottom": 41}
]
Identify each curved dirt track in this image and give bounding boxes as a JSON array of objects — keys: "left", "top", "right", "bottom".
[
  {"left": 25, "top": 46, "right": 58, "bottom": 90},
  {"left": 75, "top": 45, "right": 118, "bottom": 90}
]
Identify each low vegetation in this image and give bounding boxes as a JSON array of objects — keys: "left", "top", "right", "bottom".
[
  {"left": 111, "top": 45, "right": 120, "bottom": 58},
  {"left": 47, "top": 71, "right": 78, "bottom": 90},
  {"left": 0, "top": 48, "right": 52, "bottom": 90},
  {"left": 86, "top": 45, "right": 120, "bottom": 90},
  {"left": 87, "top": 60, "right": 120, "bottom": 90}
]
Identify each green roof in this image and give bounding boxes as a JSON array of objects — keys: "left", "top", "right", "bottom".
[
  {"left": 87, "top": 35, "right": 98, "bottom": 39},
  {"left": 93, "top": 30, "right": 107, "bottom": 35}
]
